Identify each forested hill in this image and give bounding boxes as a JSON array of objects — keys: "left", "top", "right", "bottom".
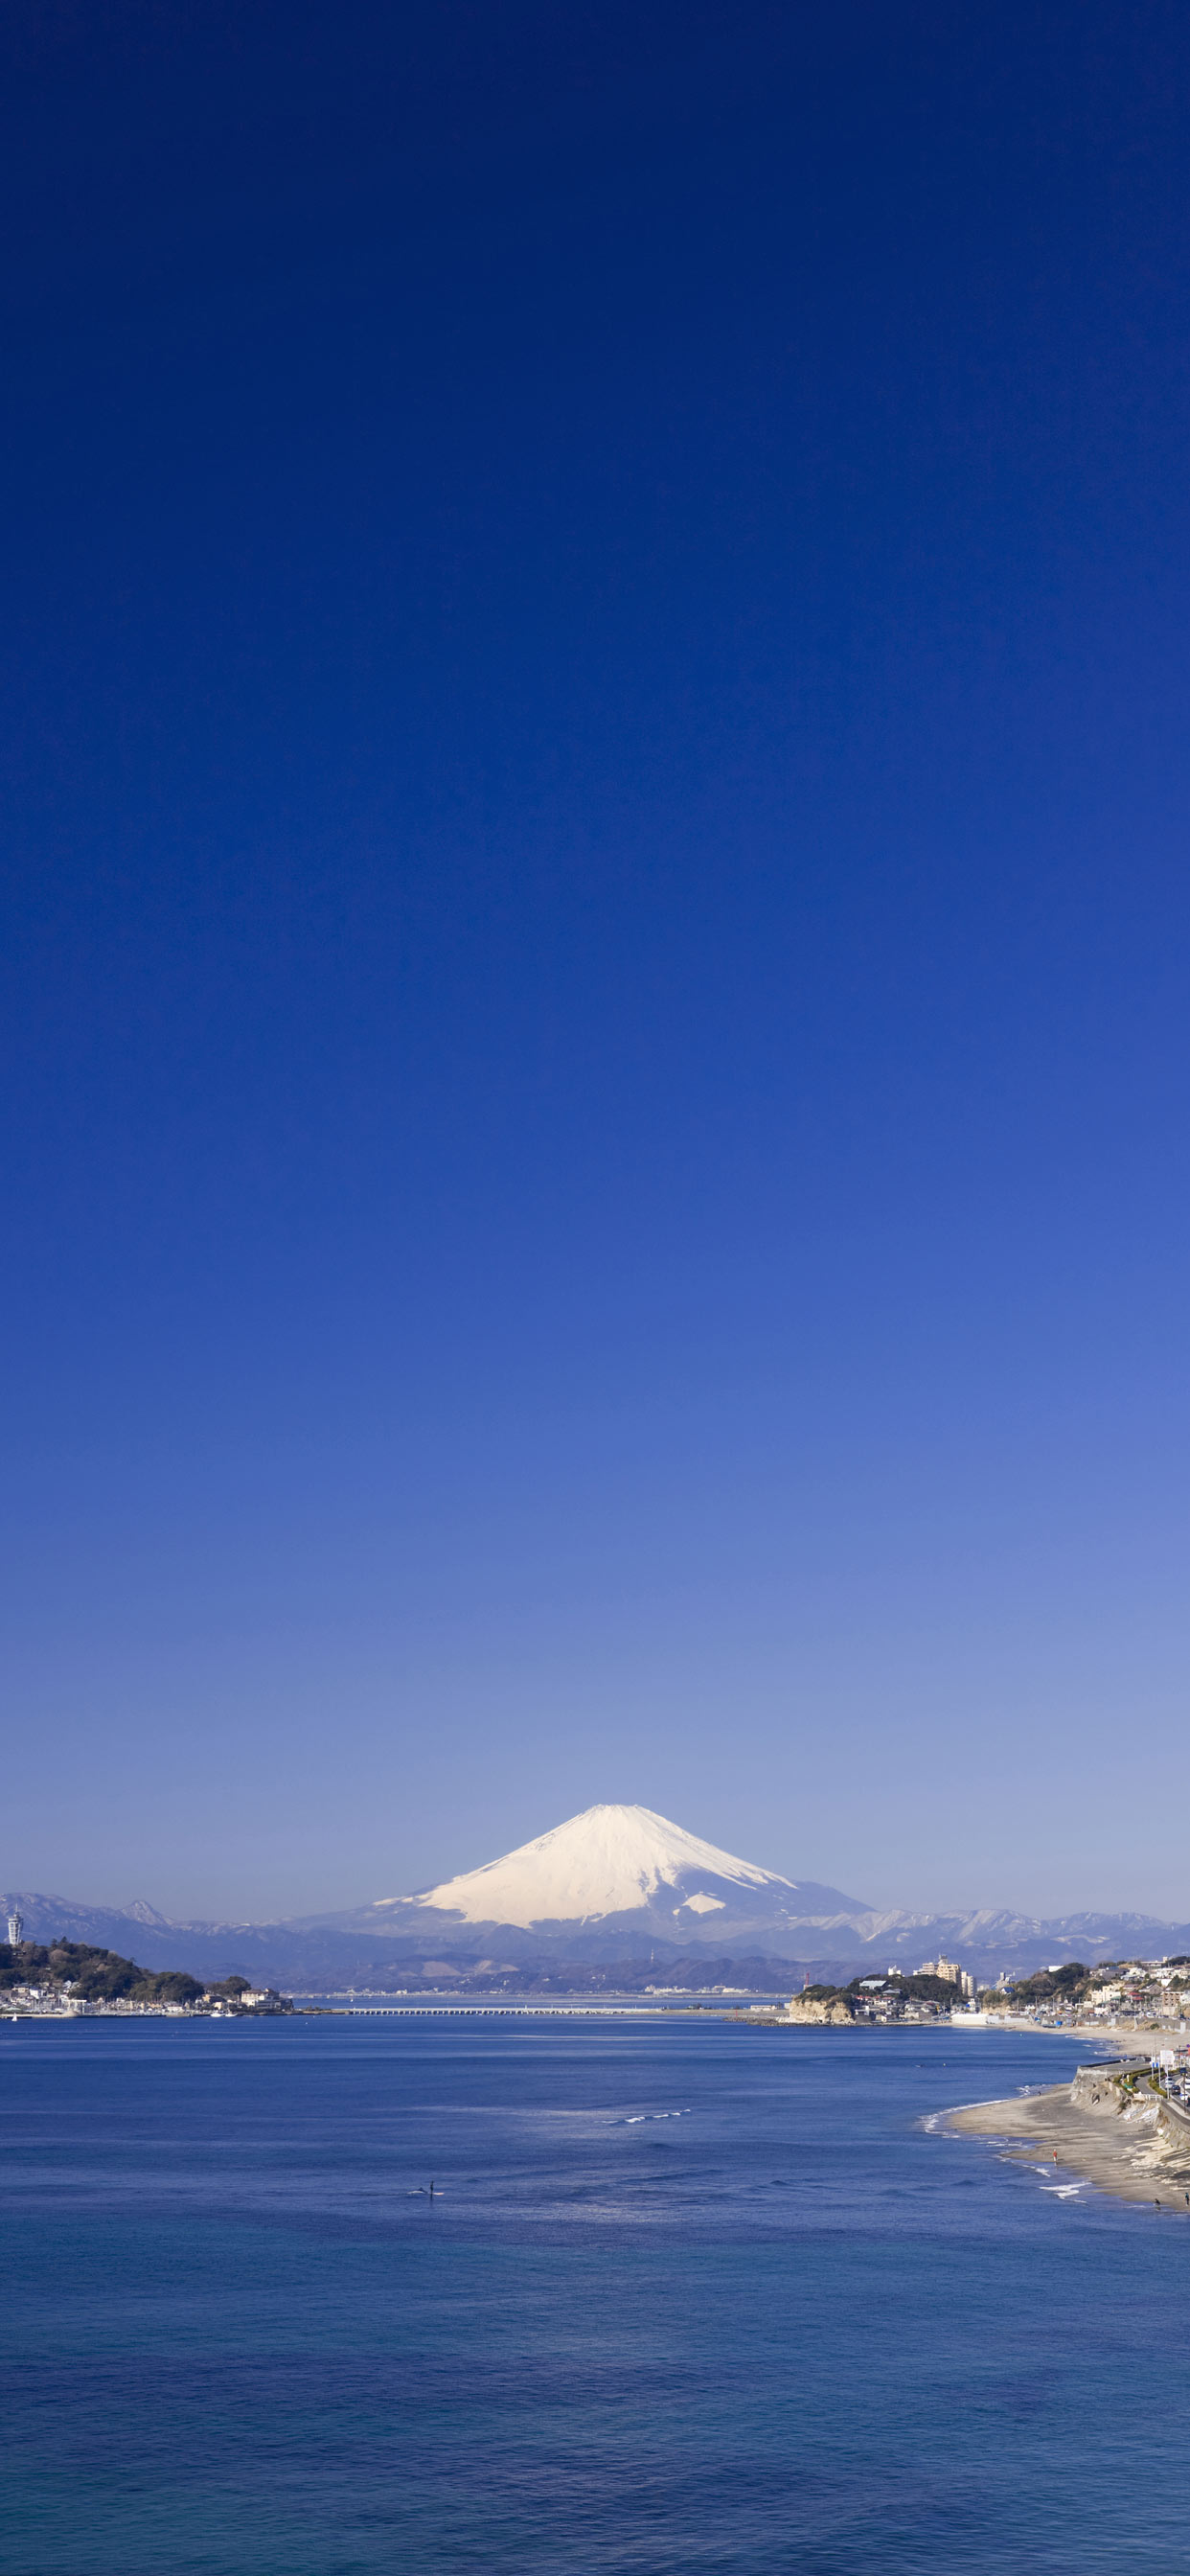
[{"left": 0, "top": 1939, "right": 289, "bottom": 2011}]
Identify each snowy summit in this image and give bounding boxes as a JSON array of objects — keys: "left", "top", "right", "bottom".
[{"left": 366, "top": 1802, "right": 866, "bottom": 1948}]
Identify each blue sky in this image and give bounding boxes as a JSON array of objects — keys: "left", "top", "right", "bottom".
[{"left": 3, "top": 1, "right": 1189, "bottom": 1922}]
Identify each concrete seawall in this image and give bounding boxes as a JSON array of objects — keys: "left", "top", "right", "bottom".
[
  {"left": 1070, "top": 2058, "right": 1190, "bottom": 2147},
  {"left": 1070, "top": 2058, "right": 1150, "bottom": 2108}
]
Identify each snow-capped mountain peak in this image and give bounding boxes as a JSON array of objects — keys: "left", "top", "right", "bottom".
[{"left": 368, "top": 1801, "right": 862, "bottom": 1937}]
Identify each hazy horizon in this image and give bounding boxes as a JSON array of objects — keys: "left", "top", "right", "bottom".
[{"left": 9, "top": 1790, "right": 1190, "bottom": 1932}]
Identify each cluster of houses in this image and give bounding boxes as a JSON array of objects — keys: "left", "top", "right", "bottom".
[
  {"left": 3, "top": 1982, "right": 289, "bottom": 2018},
  {"left": 741, "top": 1954, "right": 1190, "bottom": 2032},
  {"left": 973, "top": 1961, "right": 1190, "bottom": 2032}
]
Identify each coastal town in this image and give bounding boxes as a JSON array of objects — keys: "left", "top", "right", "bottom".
[
  {"left": 1, "top": 1915, "right": 292, "bottom": 2017},
  {"left": 743, "top": 1953, "right": 1190, "bottom": 2038}
]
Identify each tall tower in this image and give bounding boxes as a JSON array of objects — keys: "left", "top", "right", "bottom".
[{"left": 7, "top": 1908, "right": 23, "bottom": 1946}]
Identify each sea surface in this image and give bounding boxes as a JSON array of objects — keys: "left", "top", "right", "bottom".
[{"left": 3, "top": 2013, "right": 1187, "bottom": 2575}]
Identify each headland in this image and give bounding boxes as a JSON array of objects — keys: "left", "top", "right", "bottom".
[{"left": 1, "top": 1937, "right": 292, "bottom": 2018}]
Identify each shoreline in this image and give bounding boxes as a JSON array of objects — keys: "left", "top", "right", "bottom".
[
  {"left": 950, "top": 2013, "right": 1187, "bottom": 2045},
  {"left": 944, "top": 2067, "right": 1190, "bottom": 2208}
]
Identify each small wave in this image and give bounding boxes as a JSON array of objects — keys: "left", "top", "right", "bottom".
[{"left": 616, "top": 2109, "right": 693, "bottom": 2126}]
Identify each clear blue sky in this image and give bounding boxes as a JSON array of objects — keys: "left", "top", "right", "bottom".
[{"left": 3, "top": 1, "right": 1188, "bottom": 1924}]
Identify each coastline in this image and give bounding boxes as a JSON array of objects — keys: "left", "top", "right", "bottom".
[
  {"left": 950, "top": 2012, "right": 1187, "bottom": 2045},
  {"left": 944, "top": 2065, "right": 1190, "bottom": 2208}
]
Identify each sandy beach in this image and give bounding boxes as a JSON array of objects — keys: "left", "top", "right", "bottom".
[
  {"left": 954, "top": 2014, "right": 1188, "bottom": 2047},
  {"left": 946, "top": 2072, "right": 1190, "bottom": 2209}
]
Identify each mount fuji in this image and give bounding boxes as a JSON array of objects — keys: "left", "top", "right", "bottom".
[
  {"left": 10, "top": 1804, "right": 1189, "bottom": 1991},
  {"left": 355, "top": 1804, "right": 867, "bottom": 1950}
]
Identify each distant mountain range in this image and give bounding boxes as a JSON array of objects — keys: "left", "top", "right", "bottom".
[{"left": 6, "top": 1804, "right": 1188, "bottom": 1992}]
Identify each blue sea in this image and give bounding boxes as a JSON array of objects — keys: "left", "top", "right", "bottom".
[{"left": 3, "top": 2012, "right": 1187, "bottom": 2574}]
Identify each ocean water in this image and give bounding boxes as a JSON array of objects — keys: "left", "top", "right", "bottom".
[{"left": 2, "top": 2014, "right": 1187, "bottom": 2575}]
